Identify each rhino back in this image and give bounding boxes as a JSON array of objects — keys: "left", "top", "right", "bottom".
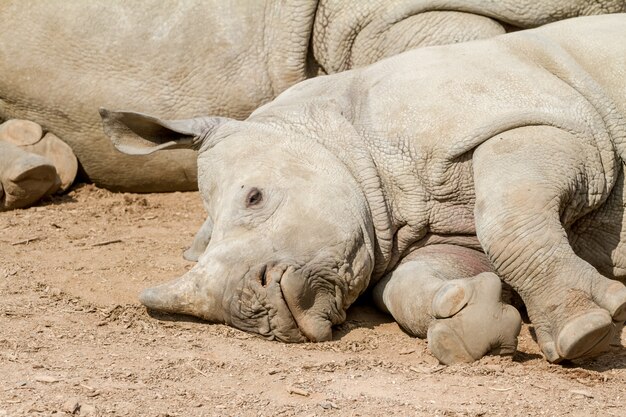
[
  {"left": 262, "top": 14, "right": 626, "bottom": 170},
  {"left": 251, "top": 14, "right": 626, "bottom": 271},
  {"left": 0, "top": 0, "right": 316, "bottom": 191},
  {"left": 312, "top": 0, "right": 626, "bottom": 73}
]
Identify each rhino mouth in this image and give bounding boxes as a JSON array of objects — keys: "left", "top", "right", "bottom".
[
  {"left": 280, "top": 264, "right": 338, "bottom": 342},
  {"left": 228, "top": 263, "right": 309, "bottom": 343},
  {"left": 227, "top": 261, "right": 341, "bottom": 343}
]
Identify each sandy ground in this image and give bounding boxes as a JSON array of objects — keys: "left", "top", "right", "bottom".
[{"left": 1, "top": 184, "right": 625, "bottom": 417}]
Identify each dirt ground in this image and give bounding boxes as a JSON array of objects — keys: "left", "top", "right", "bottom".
[{"left": 1, "top": 184, "right": 624, "bottom": 417}]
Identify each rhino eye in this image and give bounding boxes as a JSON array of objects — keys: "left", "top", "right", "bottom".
[{"left": 245, "top": 188, "right": 263, "bottom": 208}]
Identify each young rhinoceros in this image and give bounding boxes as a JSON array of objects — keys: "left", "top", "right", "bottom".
[{"left": 101, "top": 14, "right": 626, "bottom": 364}]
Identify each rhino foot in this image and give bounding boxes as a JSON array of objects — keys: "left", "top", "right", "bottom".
[
  {"left": 427, "top": 273, "right": 522, "bottom": 365},
  {"left": 526, "top": 279, "right": 626, "bottom": 363},
  {"left": 536, "top": 282, "right": 626, "bottom": 363},
  {"left": 0, "top": 120, "right": 78, "bottom": 192},
  {"left": 0, "top": 142, "right": 59, "bottom": 211},
  {"left": 553, "top": 310, "right": 615, "bottom": 360}
]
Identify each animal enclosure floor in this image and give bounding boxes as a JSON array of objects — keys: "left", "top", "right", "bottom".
[{"left": 1, "top": 184, "right": 625, "bottom": 416}]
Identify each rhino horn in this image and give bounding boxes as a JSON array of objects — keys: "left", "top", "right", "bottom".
[{"left": 139, "top": 269, "right": 224, "bottom": 323}]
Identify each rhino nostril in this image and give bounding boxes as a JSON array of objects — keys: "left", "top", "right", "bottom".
[{"left": 258, "top": 265, "right": 269, "bottom": 287}]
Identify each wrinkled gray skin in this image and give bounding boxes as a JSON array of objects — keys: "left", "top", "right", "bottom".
[
  {"left": 2, "top": 0, "right": 625, "bottom": 192},
  {"left": 102, "top": 15, "right": 626, "bottom": 364}
]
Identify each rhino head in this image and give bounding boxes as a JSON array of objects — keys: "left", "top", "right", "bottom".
[{"left": 100, "top": 109, "right": 375, "bottom": 342}]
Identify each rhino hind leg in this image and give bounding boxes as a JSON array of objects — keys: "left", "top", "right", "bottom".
[
  {"left": 372, "top": 245, "right": 522, "bottom": 365},
  {"left": 0, "top": 119, "right": 78, "bottom": 192}
]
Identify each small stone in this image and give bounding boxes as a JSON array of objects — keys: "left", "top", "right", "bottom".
[
  {"left": 34, "top": 375, "right": 59, "bottom": 383},
  {"left": 80, "top": 404, "right": 98, "bottom": 417},
  {"left": 61, "top": 397, "right": 80, "bottom": 414},
  {"left": 570, "top": 389, "right": 593, "bottom": 399},
  {"left": 287, "top": 386, "right": 310, "bottom": 397},
  {"left": 319, "top": 401, "right": 339, "bottom": 410}
]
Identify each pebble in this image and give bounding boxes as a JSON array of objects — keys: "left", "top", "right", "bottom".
[
  {"left": 319, "top": 401, "right": 339, "bottom": 410},
  {"left": 570, "top": 389, "right": 593, "bottom": 399},
  {"left": 287, "top": 386, "right": 310, "bottom": 397},
  {"left": 61, "top": 397, "right": 80, "bottom": 414},
  {"left": 34, "top": 375, "right": 59, "bottom": 383},
  {"left": 81, "top": 404, "right": 98, "bottom": 416}
]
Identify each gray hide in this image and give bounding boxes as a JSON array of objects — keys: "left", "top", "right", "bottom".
[{"left": 2, "top": 0, "right": 625, "bottom": 191}]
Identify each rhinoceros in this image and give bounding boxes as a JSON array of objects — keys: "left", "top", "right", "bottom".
[
  {"left": 105, "top": 14, "right": 626, "bottom": 363},
  {"left": 2, "top": 0, "right": 625, "bottom": 195}
]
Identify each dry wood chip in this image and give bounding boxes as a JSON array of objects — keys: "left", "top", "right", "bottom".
[
  {"left": 570, "top": 389, "right": 593, "bottom": 398},
  {"left": 34, "top": 375, "right": 59, "bottom": 383},
  {"left": 91, "top": 239, "right": 123, "bottom": 247},
  {"left": 287, "top": 386, "right": 310, "bottom": 397},
  {"left": 488, "top": 386, "right": 514, "bottom": 392},
  {"left": 11, "top": 237, "right": 42, "bottom": 245}
]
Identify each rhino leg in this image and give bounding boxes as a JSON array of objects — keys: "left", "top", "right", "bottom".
[
  {"left": 0, "top": 141, "right": 59, "bottom": 211},
  {"left": 373, "top": 245, "right": 521, "bottom": 364},
  {"left": 473, "top": 126, "right": 626, "bottom": 363},
  {"left": 0, "top": 120, "right": 78, "bottom": 191}
]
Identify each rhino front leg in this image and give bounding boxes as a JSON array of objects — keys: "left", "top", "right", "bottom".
[
  {"left": 373, "top": 244, "right": 521, "bottom": 365},
  {"left": 473, "top": 126, "right": 626, "bottom": 363}
]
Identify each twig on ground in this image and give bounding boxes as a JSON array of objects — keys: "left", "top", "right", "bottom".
[
  {"left": 488, "top": 386, "right": 514, "bottom": 392},
  {"left": 287, "top": 386, "right": 310, "bottom": 397},
  {"left": 190, "top": 365, "right": 210, "bottom": 378},
  {"left": 91, "top": 239, "right": 123, "bottom": 247},
  {"left": 11, "top": 237, "right": 42, "bottom": 245}
]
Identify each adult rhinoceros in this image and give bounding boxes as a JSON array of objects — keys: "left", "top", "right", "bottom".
[
  {"left": 101, "top": 14, "right": 626, "bottom": 364},
  {"left": 2, "top": 0, "right": 625, "bottom": 194}
]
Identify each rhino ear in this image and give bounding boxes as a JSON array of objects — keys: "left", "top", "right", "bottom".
[
  {"left": 99, "top": 108, "right": 230, "bottom": 155},
  {"left": 183, "top": 217, "right": 213, "bottom": 262}
]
